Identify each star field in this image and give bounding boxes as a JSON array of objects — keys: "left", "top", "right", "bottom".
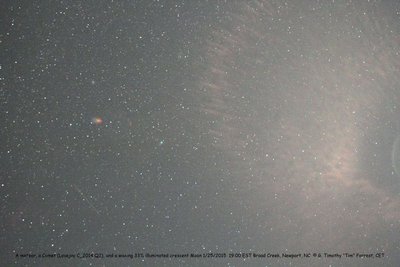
[{"left": 2, "top": 1, "right": 400, "bottom": 266}]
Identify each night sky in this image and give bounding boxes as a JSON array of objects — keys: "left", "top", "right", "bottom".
[{"left": 2, "top": 1, "right": 400, "bottom": 266}]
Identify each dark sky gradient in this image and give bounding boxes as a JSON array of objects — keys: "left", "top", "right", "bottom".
[{"left": 2, "top": 1, "right": 400, "bottom": 266}]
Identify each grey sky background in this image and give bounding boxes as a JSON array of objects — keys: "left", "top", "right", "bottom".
[{"left": 2, "top": 1, "right": 400, "bottom": 266}]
